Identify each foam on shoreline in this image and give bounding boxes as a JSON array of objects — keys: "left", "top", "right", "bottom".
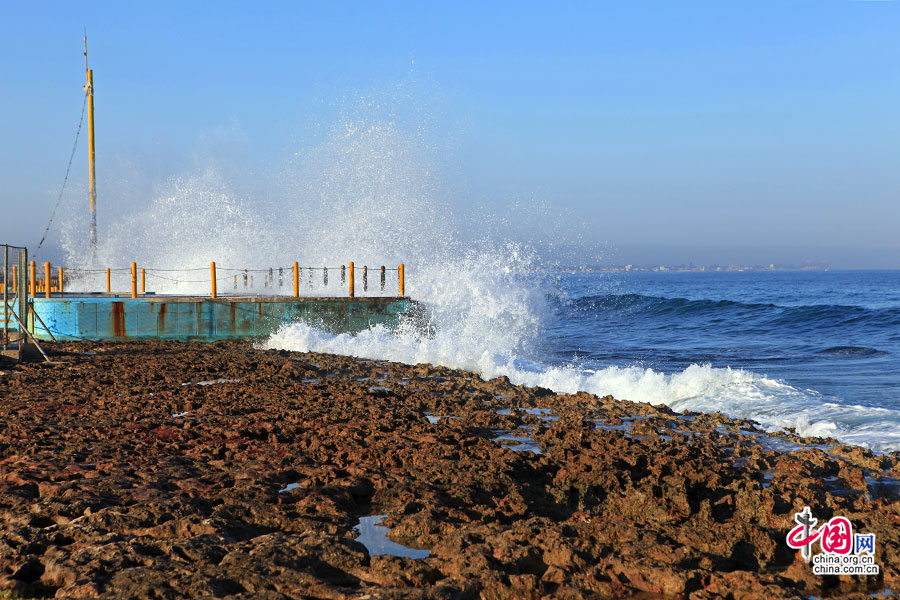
[{"left": 265, "top": 322, "right": 900, "bottom": 453}]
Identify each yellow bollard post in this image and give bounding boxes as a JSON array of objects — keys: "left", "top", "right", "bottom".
[
  {"left": 293, "top": 262, "right": 299, "bottom": 298},
  {"left": 210, "top": 262, "right": 217, "bottom": 299},
  {"left": 12, "top": 265, "right": 17, "bottom": 294},
  {"left": 130, "top": 263, "right": 137, "bottom": 298},
  {"left": 399, "top": 263, "right": 405, "bottom": 297},
  {"left": 348, "top": 262, "right": 355, "bottom": 298},
  {"left": 141, "top": 269, "right": 146, "bottom": 294},
  {"left": 106, "top": 268, "right": 111, "bottom": 293},
  {"left": 58, "top": 267, "right": 64, "bottom": 294},
  {"left": 29, "top": 261, "right": 36, "bottom": 297},
  {"left": 44, "top": 262, "right": 51, "bottom": 298}
]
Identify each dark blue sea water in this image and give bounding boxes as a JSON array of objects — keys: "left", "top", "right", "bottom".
[{"left": 541, "top": 270, "right": 900, "bottom": 451}]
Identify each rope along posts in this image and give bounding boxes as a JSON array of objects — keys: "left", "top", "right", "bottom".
[{"left": 49, "top": 262, "right": 409, "bottom": 298}]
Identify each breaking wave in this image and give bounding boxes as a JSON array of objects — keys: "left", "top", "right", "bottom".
[
  {"left": 265, "top": 322, "right": 900, "bottom": 453},
  {"left": 565, "top": 294, "right": 900, "bottom": 332}
]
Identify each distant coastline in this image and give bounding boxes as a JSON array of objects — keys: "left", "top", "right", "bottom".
[{"left": 562, "top": 263, "right": 832, "bottom": 273}]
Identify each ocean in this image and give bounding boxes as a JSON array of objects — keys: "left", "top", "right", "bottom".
[{"left": 267, "top": 268, "right": 900, "bottom": 453}]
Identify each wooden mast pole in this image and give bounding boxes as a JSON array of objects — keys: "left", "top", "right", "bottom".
[{"left": 84, "top": 34, "right": 97, "bottom": 264}]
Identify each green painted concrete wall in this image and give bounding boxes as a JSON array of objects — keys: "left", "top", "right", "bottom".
[{"left": 30, "top": 296, "right": 414, "bottom": 341}]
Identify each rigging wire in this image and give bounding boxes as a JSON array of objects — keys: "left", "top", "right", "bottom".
[{"left": 35, "top": 89, "right": 89, "bottom": 259}]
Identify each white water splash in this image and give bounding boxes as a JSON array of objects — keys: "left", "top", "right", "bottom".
[
  {"left": 58, "top": 104, "right": 899, "bottom": 453},
  {"left": 60, "top": 113, "right": 470, "bottom": 296}
]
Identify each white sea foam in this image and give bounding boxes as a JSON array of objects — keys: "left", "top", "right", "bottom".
[{"left": 265, "top": 322, "right": 900, "bottom": 453}]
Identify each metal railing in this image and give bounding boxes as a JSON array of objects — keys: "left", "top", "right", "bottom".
[
  {"left": 23, "top": 260, "right": 407, "bottom": 300},
  {"left": 1, "top": 244, "right": 28, "bottom": 354}
]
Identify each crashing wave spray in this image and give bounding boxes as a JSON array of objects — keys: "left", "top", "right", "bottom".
[
  {"left": 61, "top": 115, "right": 461, "bottom": 294},
  {"left": 59, "top": 107, "right": 898, "bottom": 453},
  {"left": 62, "top": 168, "right": 267, "bottom": 292},
  {"left": 59, "top": 106, "right": 550, "bottom": 363}
]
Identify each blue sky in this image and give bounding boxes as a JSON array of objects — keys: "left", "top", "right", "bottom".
[{"left": 1, "top": 1, "right": 898, "bottom": 267}]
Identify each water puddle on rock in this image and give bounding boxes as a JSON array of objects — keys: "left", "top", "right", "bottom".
[
  {"left": 593, "top": 416, "right": 649, "bottom": 439},
  {"left": 181, "top": 378, "right": 242, "bottom": 387},
  {"left": 353, "top": 515, "right": 430, "bottom": 559},
  {"left": 492, "top": 428, "right": 542, "bottom": 454},
  {"left": 714, "top": 425, "right": 838, "bottom": 455},
  {"left": 424, "top": 413, "right": 461, "bottom": 424},
  {"left": 496, "top": 407, "right": 558, "bottom": 422},
  {"left": 864, "top": 472, "right": 900, "bottom": 501},
  {"left": 594, "top": 421, "right": 633, "bottom": 433},
  {"left": 821, "top": 476, "right": 863, "bottom": 498},
  {"left": 753, "top": 436, "right": 836, "bottom": 455},
  {"left": 672, "top": 429, "right": 701, "bottom": 438}
]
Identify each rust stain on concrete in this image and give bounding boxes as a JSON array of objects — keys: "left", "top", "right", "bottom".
[{"left": 111, "top": 302, "right": 126, "bottom": 338}]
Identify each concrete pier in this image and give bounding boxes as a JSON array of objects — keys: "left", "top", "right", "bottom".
[{"left": 29, "top": 295, "right": 414, "bottom": 342}]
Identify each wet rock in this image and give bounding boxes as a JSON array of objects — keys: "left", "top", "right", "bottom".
[{"left": 0, "top": 340, "right": 895, "bottom": 598}]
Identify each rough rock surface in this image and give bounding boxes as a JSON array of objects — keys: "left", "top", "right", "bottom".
[{"left": 0, "top": 341, "right": 896, "bottom": 598}]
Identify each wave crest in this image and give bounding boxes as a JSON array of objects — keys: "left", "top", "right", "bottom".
[{"left": 565, "top": 293, "right": 900, "bottom": 330}]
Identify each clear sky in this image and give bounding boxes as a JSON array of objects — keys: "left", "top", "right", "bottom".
[{"left": 1, "top": 1, "right": 898, "bottom": 268}]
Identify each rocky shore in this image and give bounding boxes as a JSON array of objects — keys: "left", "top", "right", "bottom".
[{"left": 0, "top": 340, "right": 897, "bottom": 599}]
